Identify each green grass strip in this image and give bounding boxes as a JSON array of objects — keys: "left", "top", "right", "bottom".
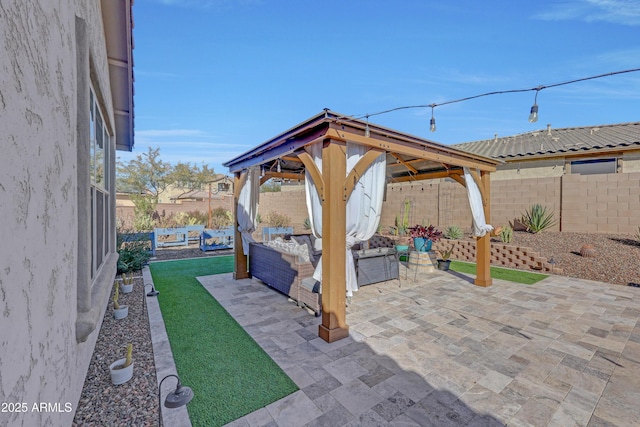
[
  {"left": 449, "top": 260, "right": 549, "bottom": 285},
  {"left": 149, "top": 256, "right": 298, "bottom": 426}
]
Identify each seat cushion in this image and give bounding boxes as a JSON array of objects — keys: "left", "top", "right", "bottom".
[{"left": 293, "top": 234, "right": 317, "bottom": 263}]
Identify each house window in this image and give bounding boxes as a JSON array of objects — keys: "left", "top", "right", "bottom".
[
  {"left": 89, "top": 87, "right": 112, "bottom": 280},
  {"left": 218, "top": 181, "right": 230, "bottom": 192},
  {"left": 570, "top": 158, "right": 616, "bottom": 175}
]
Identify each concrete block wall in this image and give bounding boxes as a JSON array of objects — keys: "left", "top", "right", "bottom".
[
  {"left": 432, "top": 240, "right": 564, "bottom": 274},
  {"left": 116, "top": 172, "right": 639, "bottom": 235},
  {"left": 561, "top": 172, "right": 640, "bottom": 234},
  {"left": 258, "top": 187, "right": 309, "bottom": 234},
  {"left": 491, "top": 177, "right": 562, "bottom": 231}
]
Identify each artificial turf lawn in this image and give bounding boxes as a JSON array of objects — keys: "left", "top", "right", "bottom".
[
  {"left": 449, "top": 260, "right": 549, "bottom": 285},
  {"left": 149, "top": 256, "right": 298, "bottom": 427}
]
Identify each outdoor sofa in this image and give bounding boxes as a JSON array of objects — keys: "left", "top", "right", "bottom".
[{"left": 248, "top": 234, "right": 399, "bottom": 316}]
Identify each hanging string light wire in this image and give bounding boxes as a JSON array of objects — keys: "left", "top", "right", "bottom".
[{"left": 338, "top": 68, "right": 640, "bottom": 129}]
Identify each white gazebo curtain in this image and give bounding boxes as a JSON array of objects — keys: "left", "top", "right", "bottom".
[
  {"left": 237, "top": 167, "right": 260, "bottom": 255},
  {"left": 463, "top": 166, "right": 493, "bottom": 237},
  {"left": 305, "top": 141, "right": 386, "bottom": 296}
]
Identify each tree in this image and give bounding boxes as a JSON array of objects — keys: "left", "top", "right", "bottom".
[
  {"left": 117, "top": 146, "right": 172, "bottom": 203},
  {"left": 116, "top": 147, "right": 218, "bottom": 231},
  {"left": 169, "top": 162, "right": 217, "bottom": 190}
]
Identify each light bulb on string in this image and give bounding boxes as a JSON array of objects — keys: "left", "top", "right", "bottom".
[
  {"left": 364, "top": 115, "right": 370, "bottom": 138},
  {"left": 429, "top": 105, "right": 436, "bottom": 132},
  {"left": 528, "top": 89, "right": 540, "bottom": 123}
]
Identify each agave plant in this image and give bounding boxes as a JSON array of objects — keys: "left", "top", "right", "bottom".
[
  {"left": 521, "top": 204, "right": 556, "bottom": 233},
  {"left": 443, "top": 225, "right": 463, "bottom": 240},
  {"left": 635, "top": 226, "right": 640, "bottom": 244}
]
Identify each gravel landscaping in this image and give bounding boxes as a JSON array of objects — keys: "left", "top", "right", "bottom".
[
  {"left": 72, "top": 275, "right": 158, "bottom": 427},
  {"left": 505, "top": 231, "right": 640, "bottom": 287}
]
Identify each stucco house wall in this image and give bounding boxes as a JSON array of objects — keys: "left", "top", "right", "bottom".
[{"left": 0, "top": 1, "right": 132, "bottom": 426}]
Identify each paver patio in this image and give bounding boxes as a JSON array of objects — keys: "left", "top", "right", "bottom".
[{"left": 155, "top": 265, "right": 640, "bottom": 426}]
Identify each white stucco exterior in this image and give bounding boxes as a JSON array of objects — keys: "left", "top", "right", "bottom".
[{"left": 0, "top": 1, "right": 133, "bottom": 425}]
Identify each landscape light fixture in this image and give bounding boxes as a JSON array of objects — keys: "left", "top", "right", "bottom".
[
  {"left": 145, "top": 283, "right": 159, "bottom": 297},
  {"left": 528, "top": 88, "right": 541, "bottom": 123},
  {"left": 158, "top": 374, "right": 194, "bottom": 427},
  {"left": 429, "top": 105, "right": 436, "bottom": 132}
]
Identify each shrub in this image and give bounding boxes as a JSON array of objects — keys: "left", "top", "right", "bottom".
[
  {"left": 409, "top": 224, "right": 442, "bottom": 241},
  {"left": 521, "top": 204, "right": 557, "bottom": 233},
  {"left": 265, "top": 211, "right": 291, "bottom": 228},
  {"left": 635, "top": 226, "right": 640, "bottom": 244},
  {"left": 443, "top": 225, "right": 463, "bottom": 240},
  {"left": 116, "top": 228, "right": 151, "bottom": 274},
  {"left": 499, "top": 225, "right": 513, "bottom": 243},
  {"left": 209, "top": 208, "right": 233, "bottom": 229}
]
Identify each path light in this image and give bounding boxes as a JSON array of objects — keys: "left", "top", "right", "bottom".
[
  {"left": 145, "top": 283, "right": 159, "bottom": 297},
  {"left": 158, "top": 374, "right": 194, "bottom": 427},
  {"left": 144, "top": 284, "right": 159, "bottom": 316}
]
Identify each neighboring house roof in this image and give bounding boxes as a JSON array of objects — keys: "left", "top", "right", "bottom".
[{"left": 454, "top": 122, "right": 640, "bottom": 160}]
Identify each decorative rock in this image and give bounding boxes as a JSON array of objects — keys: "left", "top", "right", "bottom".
[{"left": 579, "top": 244, "right": 596, "bottom": 258}]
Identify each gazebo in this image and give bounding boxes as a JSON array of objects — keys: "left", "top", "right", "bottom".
[{"left": 223, "top": 110, "right": 501, "bottom": 343}]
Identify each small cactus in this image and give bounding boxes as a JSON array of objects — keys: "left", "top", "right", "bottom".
[
  {"left": 123, "top": 343, "right": 133, "bottom": 368},
  {"left": 113, "top": 282, "right": 120, "bottom": 310},
  {"left": 499, "top": 225, "right": 513, "bottom": 243}
]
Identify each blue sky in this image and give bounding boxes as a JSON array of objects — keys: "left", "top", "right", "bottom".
[{"left": 119, "top": 0, "right": 640, "bottom": 174}]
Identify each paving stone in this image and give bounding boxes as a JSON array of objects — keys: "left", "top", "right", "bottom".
[
  {"left": 330, "top": 379, "right": 386, "bottom": 416},
  {"left": 195, "top": 272, "right": 640, "bottom": 427}
]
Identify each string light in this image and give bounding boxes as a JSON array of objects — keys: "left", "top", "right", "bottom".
[
  {"left": 429, "top": 105, "right": 436, "bottom": 132},
  {"left": 340, "top": 68, "right": 640, "bottom": 132},
  {"left": 364, "top": 115, "right": 370, "bottom": 137},
  {"left": 528, "top": 88, "right": 540, "bottom": 123}
]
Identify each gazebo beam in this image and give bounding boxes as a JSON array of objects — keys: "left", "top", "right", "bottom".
[
  {"left": 343, "top": 149, "right": 384, "bottom": 201},
  {"left": 232, "top": 171, "right": 250, "bottom": 280},
  {"left": 319, "top": 140, "right": 349, "bottom": 343},
  {"left": 392, "top": 168, "right": 463, "bottom": 182},
  {"left": 298, "top": 151, "right": 325, "bottom": 201},
  {"left": 390, "top": 153, "right": 418, "bottom": 174},
  {"left": 326, "top": 127, "right": 496, "bottom": 173},
  {"left": 474, "top": 170, "right": 492, "bottom": 287},
  {"left": 260, "top": 171, "right": 304, "bottom": 185}
]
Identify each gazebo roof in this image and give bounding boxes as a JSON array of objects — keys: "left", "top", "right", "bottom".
[{"left": 223, "top": 110, "right": 501, "bottom": 181}]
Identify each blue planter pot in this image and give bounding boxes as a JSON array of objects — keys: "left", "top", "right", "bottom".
[
  {"left": 413, "top": 238, "right": 433, "bottom": 252},
  {"left": 424, "top": 239, "right": 433, "bottom": 252}
]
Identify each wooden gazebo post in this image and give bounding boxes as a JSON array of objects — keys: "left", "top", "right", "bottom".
[
  {"left": 232, "top": 171, "right": 250, "bottom": 280},
  {"left": 318, "top": 140, "right": 349, "bottom": 342},
  {"left": 474, "top": 170, "right": 492, "bottom": 287}
]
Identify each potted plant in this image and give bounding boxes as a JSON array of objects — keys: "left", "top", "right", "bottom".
[
  {"left": 112, "top": 284, "right": 128, "bottom": 319},
  {"left": 109, "top": 343, "right": 134, "bottom": 385},
  {"left": 409, "top": 225, "right": 442, "bottom": 252},
  {"left": 120, "top": 273, "right": 133, "bottom": 294},
  {"left": 437, "top": 246, "right": 454, "bottom": 270}
]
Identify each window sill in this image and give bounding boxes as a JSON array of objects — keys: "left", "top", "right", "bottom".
[{"left": 76, "top": 252, "right": 118, "bottom": 343}]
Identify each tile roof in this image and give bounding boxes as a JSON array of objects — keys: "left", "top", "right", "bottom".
[{"left": 453, "top": 122, "right": 640, "bottom": 159}]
